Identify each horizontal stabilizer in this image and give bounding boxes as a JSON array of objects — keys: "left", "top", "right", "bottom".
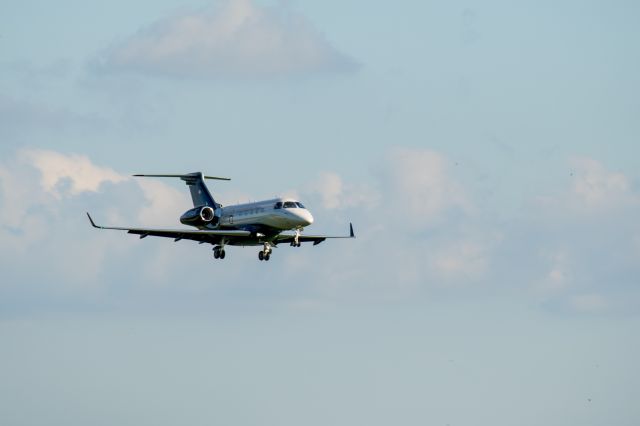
[{"left": 133, "top": 174, "right": 230, "bottom": 181}]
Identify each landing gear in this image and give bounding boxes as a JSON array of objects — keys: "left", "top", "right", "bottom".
[
  {"left": 291, "top": 229, "right": 302, "bottom": 247},
  {"left": 213, "top": 246, "right": 226, "bottom": 260},
  {"left": 258, "top": 243, "right": 272, "bottom": 261},
  {"left": 258, "top": 251, "right": 271, "bottom": 261}
]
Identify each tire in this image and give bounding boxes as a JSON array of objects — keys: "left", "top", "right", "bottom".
[
  {"left": 214, "top": 250, "right": 220, "bottom": 259},
  {"left": 220, "top": 250, "right": 226, "bottom": 259},
  {"left": 258, "top": 251, "right": 264, "bottom": 261}
]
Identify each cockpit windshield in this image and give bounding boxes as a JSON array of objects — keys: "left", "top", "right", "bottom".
[{"left": 275, "top": 201, "right": 306, "bottom": 209}]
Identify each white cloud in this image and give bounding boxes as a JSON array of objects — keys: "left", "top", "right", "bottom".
[
  {"left": 309, "top": 171, "right": 380, "bottom": 210},
  {"left": 0, "top": 149, "right": 195, "bottom": 294},
  {"left": 570, "top": 157, "right": 632, "bottom": 207},
  {"left": 2, "top": 148, "right": 639, "bottom": 316},
  {"left": 96, "top": 0, "right": 357, "bottom": 78},
  {"left": 0, "top": 150, "right": 128, "bottom": 292},
  {"left": 382, "top": 148, "right": 472, "bottom": 226},
  {"left": 296, "top": 153, "right": 493, "bottom": 293},
  {"left": 136, "top": 179, "right": 189, "bottom": 226},
  {"left": 313, "top": 172, "right": 343, "bottom": 209},
  {"left": 22, "top": 148, "right": 127, "bottom": 199},
  {"left": 17, "top": 149, "right": 187, "bottom": 226},
  {"left": 509, "top": 157, "right": 640, "bottom": 313}
]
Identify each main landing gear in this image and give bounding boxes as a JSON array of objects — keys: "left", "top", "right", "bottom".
[
  {"left": 258, "top": 243, "right": 272, "bottom": 261},
  {"left": 213, "top": 246, "right": 226, "bottom": 260}
]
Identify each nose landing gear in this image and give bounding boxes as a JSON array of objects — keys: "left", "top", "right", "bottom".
[{"left": 290, "top": 229, "right": 302, "bottom": 247}]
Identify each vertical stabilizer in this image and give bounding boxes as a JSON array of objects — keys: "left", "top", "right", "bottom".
[
  {"left": 133, "top": 172, "right": 230, "bottom": 208},
  {"left": 181, "top": 172, "right": 217, "bottom": 207}
]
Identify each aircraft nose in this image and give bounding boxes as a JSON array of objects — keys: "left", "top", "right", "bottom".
[{"left": 299, "top": 210, "right": 314, "bottom": 226}]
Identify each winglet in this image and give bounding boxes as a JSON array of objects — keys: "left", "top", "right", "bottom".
[
  {"left": 86, "top": 212, "right": 99, "bottom": 228},
  {"left": 350, "top": 223, "right": 355, "bottom": 238}
]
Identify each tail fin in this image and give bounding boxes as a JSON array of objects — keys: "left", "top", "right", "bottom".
[{"left": 133, "top": 173, "right": 229, "bottom": 208}]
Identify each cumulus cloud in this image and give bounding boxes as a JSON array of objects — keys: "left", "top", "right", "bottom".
[
  {"left": 570, "top": 157, "right": 633, "bottom": 207},
  {"left": 296, "top": 150, "right": 494, "bottom": 296},
  {"left": 95, "top": 0, "right": 357, "bottom": 78},
  {"left": 0, "top": 151, "right": 123, "bottom": 293},
  {"left": 505, "top": 158, "right": 640, "bottom": 314},
  {"left": 309, "top": 171, "right": 379, "bottom": 210},
  {"left": 381, "top": 148, "right": 472, "bottom": 227},
  {"left": 0, "top": 149, "right": 198, "bottom": 297},
  {"left": 2, "top": 148, "right": 639, "bottom": 317},
  {"left": 22, "top": 149, "right": 127, "bottom": 199},
  {"left": 136, "top": 179, "right": 189, "bottom": 226}
]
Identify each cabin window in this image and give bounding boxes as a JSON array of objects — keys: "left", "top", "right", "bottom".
[
  {"left": 296, "top": 202, "right": 305, "bottom": 208},
  {"left": 283, "top": 201, "right": 297, "bottom": 208}
]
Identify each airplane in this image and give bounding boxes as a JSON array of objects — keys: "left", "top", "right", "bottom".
[{"left": 86, "top": 172, "right": 354, "bottom": 261}]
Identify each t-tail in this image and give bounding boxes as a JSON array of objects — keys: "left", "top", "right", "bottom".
[{"left": 133, "top": 172, "right": 229, "bottom": 208}]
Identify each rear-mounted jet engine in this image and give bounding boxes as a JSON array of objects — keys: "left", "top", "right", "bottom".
[{"left": 180, "top": 205, "right": 218, "bottom": 227}]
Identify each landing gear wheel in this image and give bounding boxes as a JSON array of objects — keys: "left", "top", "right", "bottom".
[
  {"left": 213, "top": 250, "right": 220, "bottom": 259},
  {"left": 265, "top": 253, "right": 271, "bottom": 261},
  {"left": 219, "top": 250, "right": 226, "bottom": 259},
  {"left": 258, "top": 251, "right": 264, "bottom": 261}
]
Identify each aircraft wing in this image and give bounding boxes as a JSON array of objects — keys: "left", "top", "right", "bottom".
[
  {"left": 275, "top": 223, "right": 355, "bottom": 246},
  {"left": 86, "top": 213, "right": 250, "bottom": 244}
]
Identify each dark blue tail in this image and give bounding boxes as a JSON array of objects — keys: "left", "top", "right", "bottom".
[
  {"left": 181, "top": 172, "right": 218, "bottom": 207},
  {"left": 133, "top": 172, "right": 230, "bottom": 208}
]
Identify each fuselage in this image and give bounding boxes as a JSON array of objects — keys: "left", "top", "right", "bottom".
[{"left": 215, "top": 197, "right": 314, "bottom": 234}]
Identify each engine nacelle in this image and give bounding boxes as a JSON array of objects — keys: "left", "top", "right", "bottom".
[{"left": 180, "top": 205, "right": 218, "bottom": 227}]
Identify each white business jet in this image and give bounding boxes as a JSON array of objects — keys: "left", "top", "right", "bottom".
[{"left": 87, "top": 172, "right": 354, "bottom": 261}]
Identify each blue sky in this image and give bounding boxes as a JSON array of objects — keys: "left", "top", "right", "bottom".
[{"left": 1, "top": 1, "right": 640, "bottom": 425}]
